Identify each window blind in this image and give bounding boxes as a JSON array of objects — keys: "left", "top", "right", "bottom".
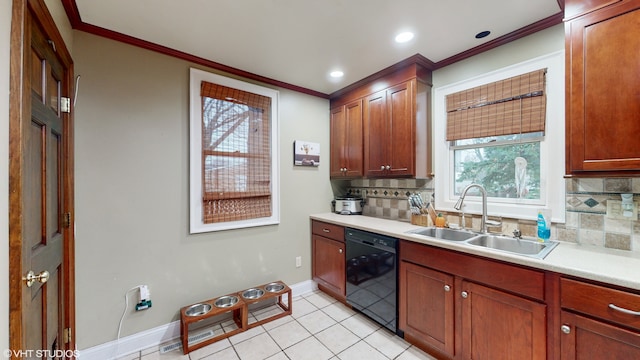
[
  {"left": 200, "top": 81, "right": 272, "bottom": 223},
  {"left": 446, "top": 69, "right": 546, "bottom": 141}
]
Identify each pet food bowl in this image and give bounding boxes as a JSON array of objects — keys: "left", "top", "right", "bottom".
[
  {"left": 185, "top": 303, "right": 212, "bottom": 317},
  {"left": 241, "top": 288, "right": 265, "bottom": 299},
  {"left": 264, "top": 282, "right": 285, "bottom": 293},
  {"left": 214, "top": 295, "right": 239, "bottom": 308}
]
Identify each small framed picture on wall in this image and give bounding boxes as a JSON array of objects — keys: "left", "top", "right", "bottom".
[{"left": 293, "top": 140, "right": 320, "bottom": 167}]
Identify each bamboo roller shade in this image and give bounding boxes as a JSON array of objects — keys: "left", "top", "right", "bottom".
[
  {"left": 446, "top": 69, "right": 547, "bottom": 141},
  {"left": 200, "top": 81, "right": 272, "bottom": 224}
]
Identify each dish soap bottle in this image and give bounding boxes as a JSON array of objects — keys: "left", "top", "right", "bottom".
[
  {"left": 537, "top": 209, "right": 551, "bottom": 242},
  {"left": 435, "top": 213, "right": 446, "bottom": 228}
]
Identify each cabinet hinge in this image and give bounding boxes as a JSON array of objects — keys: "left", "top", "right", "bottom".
[
  {"left": 63, "top": 327, "right": 72, "bottom": 344},
  {"left": 61, "top": 97, "right": 71, "bottom": 113},
  {"left": 62, "top": 213, "right": 71, "bottom": 228}
]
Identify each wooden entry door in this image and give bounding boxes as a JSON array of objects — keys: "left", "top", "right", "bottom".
[{"left": 9, "top": 0, "right": 75, "bottom": 355}]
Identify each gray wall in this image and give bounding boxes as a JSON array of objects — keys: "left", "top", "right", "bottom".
[{"left": 73, "top": 31, "right": 333, "bottom": 348}]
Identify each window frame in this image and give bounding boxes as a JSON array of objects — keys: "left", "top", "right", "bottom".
[
  {"left": 189, "top": 68, "right": 280, "bottom": 233},
  {"left": 434, "top": 51, "right": 565, "bottom": 223}
]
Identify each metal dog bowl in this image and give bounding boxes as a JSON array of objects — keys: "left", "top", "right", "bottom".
[
  {"left": 264, "top": 282, "right": 285, "bottom": 293},
  {"left": 185, "top": 303, "right": 212, "bottom": 317},
  {"left": 242, "top": 288, "right": 265, "bottom": 299},
  {"left": 214, "top": 295, "right": 239, "bottom": 308}
]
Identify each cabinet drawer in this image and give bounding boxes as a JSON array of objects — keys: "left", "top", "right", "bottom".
[
  {"left": 400, "top": 240, "right": 544, "bottom": 301},
  {"left": 311, "top": 221, "right": 344, "bottom": 242},
  {"left": 561, "top": 277, "right": 640, "bottom": 331}
]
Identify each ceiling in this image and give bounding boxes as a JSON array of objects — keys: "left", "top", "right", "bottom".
[{"left": 69, "top": 0, "right": 562, "bottom": 97}]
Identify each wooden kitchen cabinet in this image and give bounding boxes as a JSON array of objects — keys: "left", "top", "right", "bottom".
[
  {"left": 330, "top": 99, "right": 363, "bottom": 178},
  {"left": 330, "top": 62, "right": 432, "bottom": 179},
  {"left": 311, "top": 221, "right": 345, "bottom": 300},
  {"left": 399, "top": 261, "right": 455, "bottom": 356},
  {"left": 559, "top": 277, "right": 640, "bottom": 359},
  {"left": 460, "top": 280, "right": 546, "bottom": 360},
  {"left": 364, "top": 81, "right": 422, "bottom": 178},
  {"left": 565, "top": 0, "right": 640, "bottom": 175},
  {"left": 399, "top": 240, "right": 547, "bottom": 360}
]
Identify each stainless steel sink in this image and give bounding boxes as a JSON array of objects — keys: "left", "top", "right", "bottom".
[
  {"left": 406, "top": 227, "right": 559, "bottom": 259},
  {"left": 407, "top": 227, "right": 478, "bottom": 241},
  {"left": 466, "top": 235, "right": 558, "bottom": 259}
]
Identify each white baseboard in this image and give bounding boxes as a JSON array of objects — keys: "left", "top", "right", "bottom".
[{"left": 79, "top": 280, "right": 317, "bottom": 360}]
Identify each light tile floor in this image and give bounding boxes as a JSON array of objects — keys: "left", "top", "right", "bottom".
[{"left": 123, "top": 291, "right": 437, "bottom": 360}]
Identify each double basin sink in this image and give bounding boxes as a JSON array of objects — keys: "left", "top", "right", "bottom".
[{"left": 406, "top": 227, "right": 558, "bottom": 259}]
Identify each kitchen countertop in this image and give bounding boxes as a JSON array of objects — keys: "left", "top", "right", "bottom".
[{"left": 311, "top": 213, "right": 640, "bottom": 291}]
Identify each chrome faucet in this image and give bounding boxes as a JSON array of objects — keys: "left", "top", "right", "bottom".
[{"left": 454, "top": 184, "right": 500, "bottom": 233}]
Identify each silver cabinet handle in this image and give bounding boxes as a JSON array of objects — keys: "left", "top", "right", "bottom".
[
  {"left": 609, "top": 303, "right": 640, "bottom": 316},
  {"left": 561, "top": 325, "right": 571, "bottom": 334},
  {"left": 461, "top": 291, "right": 468, "bottom": 298},
  {"left": 380, "top": 165, "right": 385, "bottom": 170},
  {"left": 385, "top": 165, "right": 391, "bottom": 170},
  {"left": 339, "top": 248, "right": 343, "bottom": 254},
  {"left": 444, "top": 285, "right": 451, "bottom": 292},
  {"left": 322, "top": 229, "right": 330, "bottom": 233}
]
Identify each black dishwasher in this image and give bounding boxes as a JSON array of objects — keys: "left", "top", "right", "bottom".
[{"left": 345, "top": 227, "right": 399, "bottom": 334}]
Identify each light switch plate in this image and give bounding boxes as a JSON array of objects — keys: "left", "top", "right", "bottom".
[{"left": 606, "top": 200, "right": 638, "bottom": 219}]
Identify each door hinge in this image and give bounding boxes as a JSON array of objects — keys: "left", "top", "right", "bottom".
[
  {"left": 62, "top": 213, "right": 71, "bottom": 228},
  {"left": 63, "top": 327, "right": 72, "bottom": 344},
  {"left": 61, "top": 97, "right": 71, "bottom": 113}
]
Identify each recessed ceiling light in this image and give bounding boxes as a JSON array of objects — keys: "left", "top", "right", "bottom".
[
  {"left": 475, "top": 30, "right": 491, "bottom": 39},
  {"left": 330, "top": 70, "right": 344, "bottom": 78},
  {"left": 395, "top": 32, "right": 414, "bottom": 43}
]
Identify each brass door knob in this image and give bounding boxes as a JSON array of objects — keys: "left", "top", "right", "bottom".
[{"left": 23, "top": 270, "right": 50, "bottom": 288}]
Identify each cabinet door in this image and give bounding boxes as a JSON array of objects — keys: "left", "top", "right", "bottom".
[
  {"left": 460, "top": 280, "right": 546, "bottom": 360},
  {"left": 344, "top": 99, "right": 363, "bottom": 177},
  {"left": 387, "top": 81, "right": 415, "bottom": 177},
  {"left": 560, "top": 311, "right": 640, "bottom": 359},
  {"left": 364, "top": 90, "right": 388, "bottom": 177},
  {"left": 330, "top": 100, "right": 363, "bottom": 178},
  {"left": 566, "top": 3, "right": 640, "bottom": 174},
  {"left": 330, "top": 106, "right": 347, "bottom": 177},
  {"left": 399, "top": 261, "right": 455, "bottom": 357},
  {"left": 312, "top": 234, "right": 345, "bottom": 298}
]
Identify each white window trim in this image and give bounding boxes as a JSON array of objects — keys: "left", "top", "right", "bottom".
[
  {"left": 434, "top": 51, "right": 565, "bottom": 223},
  {"left": 189, "top": 68, "right": 280, "bottom": 233}
]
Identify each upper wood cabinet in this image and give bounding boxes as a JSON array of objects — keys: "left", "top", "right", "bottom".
[
  {"left": 330, "top": 62, "right": 432, "bottom": 179},
  {"left": 564, "top": 0, "right": 622, "bottom": 20},
  {"left": 565, "top": 0, "right": 640, "bottom": 176},
  {"left": 330, "top": 99, "right": 363, "bottom": 178}
]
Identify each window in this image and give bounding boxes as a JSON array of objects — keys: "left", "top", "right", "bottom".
[
  {"left": 434, "top": 51, "right": 565, "bottom": 222},
  {"left": 448, "top": 68, "right": 546, "bottom": 203},
  {"left": 190, "top": 68, "right": 279, "bottom": 233}
]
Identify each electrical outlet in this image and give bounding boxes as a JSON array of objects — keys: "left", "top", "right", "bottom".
[
  {"left": 295, "top": 256, "right": 302, "bottom": 268},
  {"left": 607, "top": 200, "right": 638, "bottom": 220}
]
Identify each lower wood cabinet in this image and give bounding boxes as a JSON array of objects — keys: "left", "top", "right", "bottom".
[
  {"left": 460, "top": 280, "right": 546, "bottom": 360},
  {"left": 560, "top": 311, "right": 640, "bottom": 359},
  {"left": 399, "top": 240, "right": 547, "bottom": 360},
  {"left": 559, "top": 277, "right": 640, "bottom": 359},
  {"left": 311, "top": 221, "right": 345, "bottom": 300},
  {"left": 399, "top": 261, "right": 454, "bottom": 356}
]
